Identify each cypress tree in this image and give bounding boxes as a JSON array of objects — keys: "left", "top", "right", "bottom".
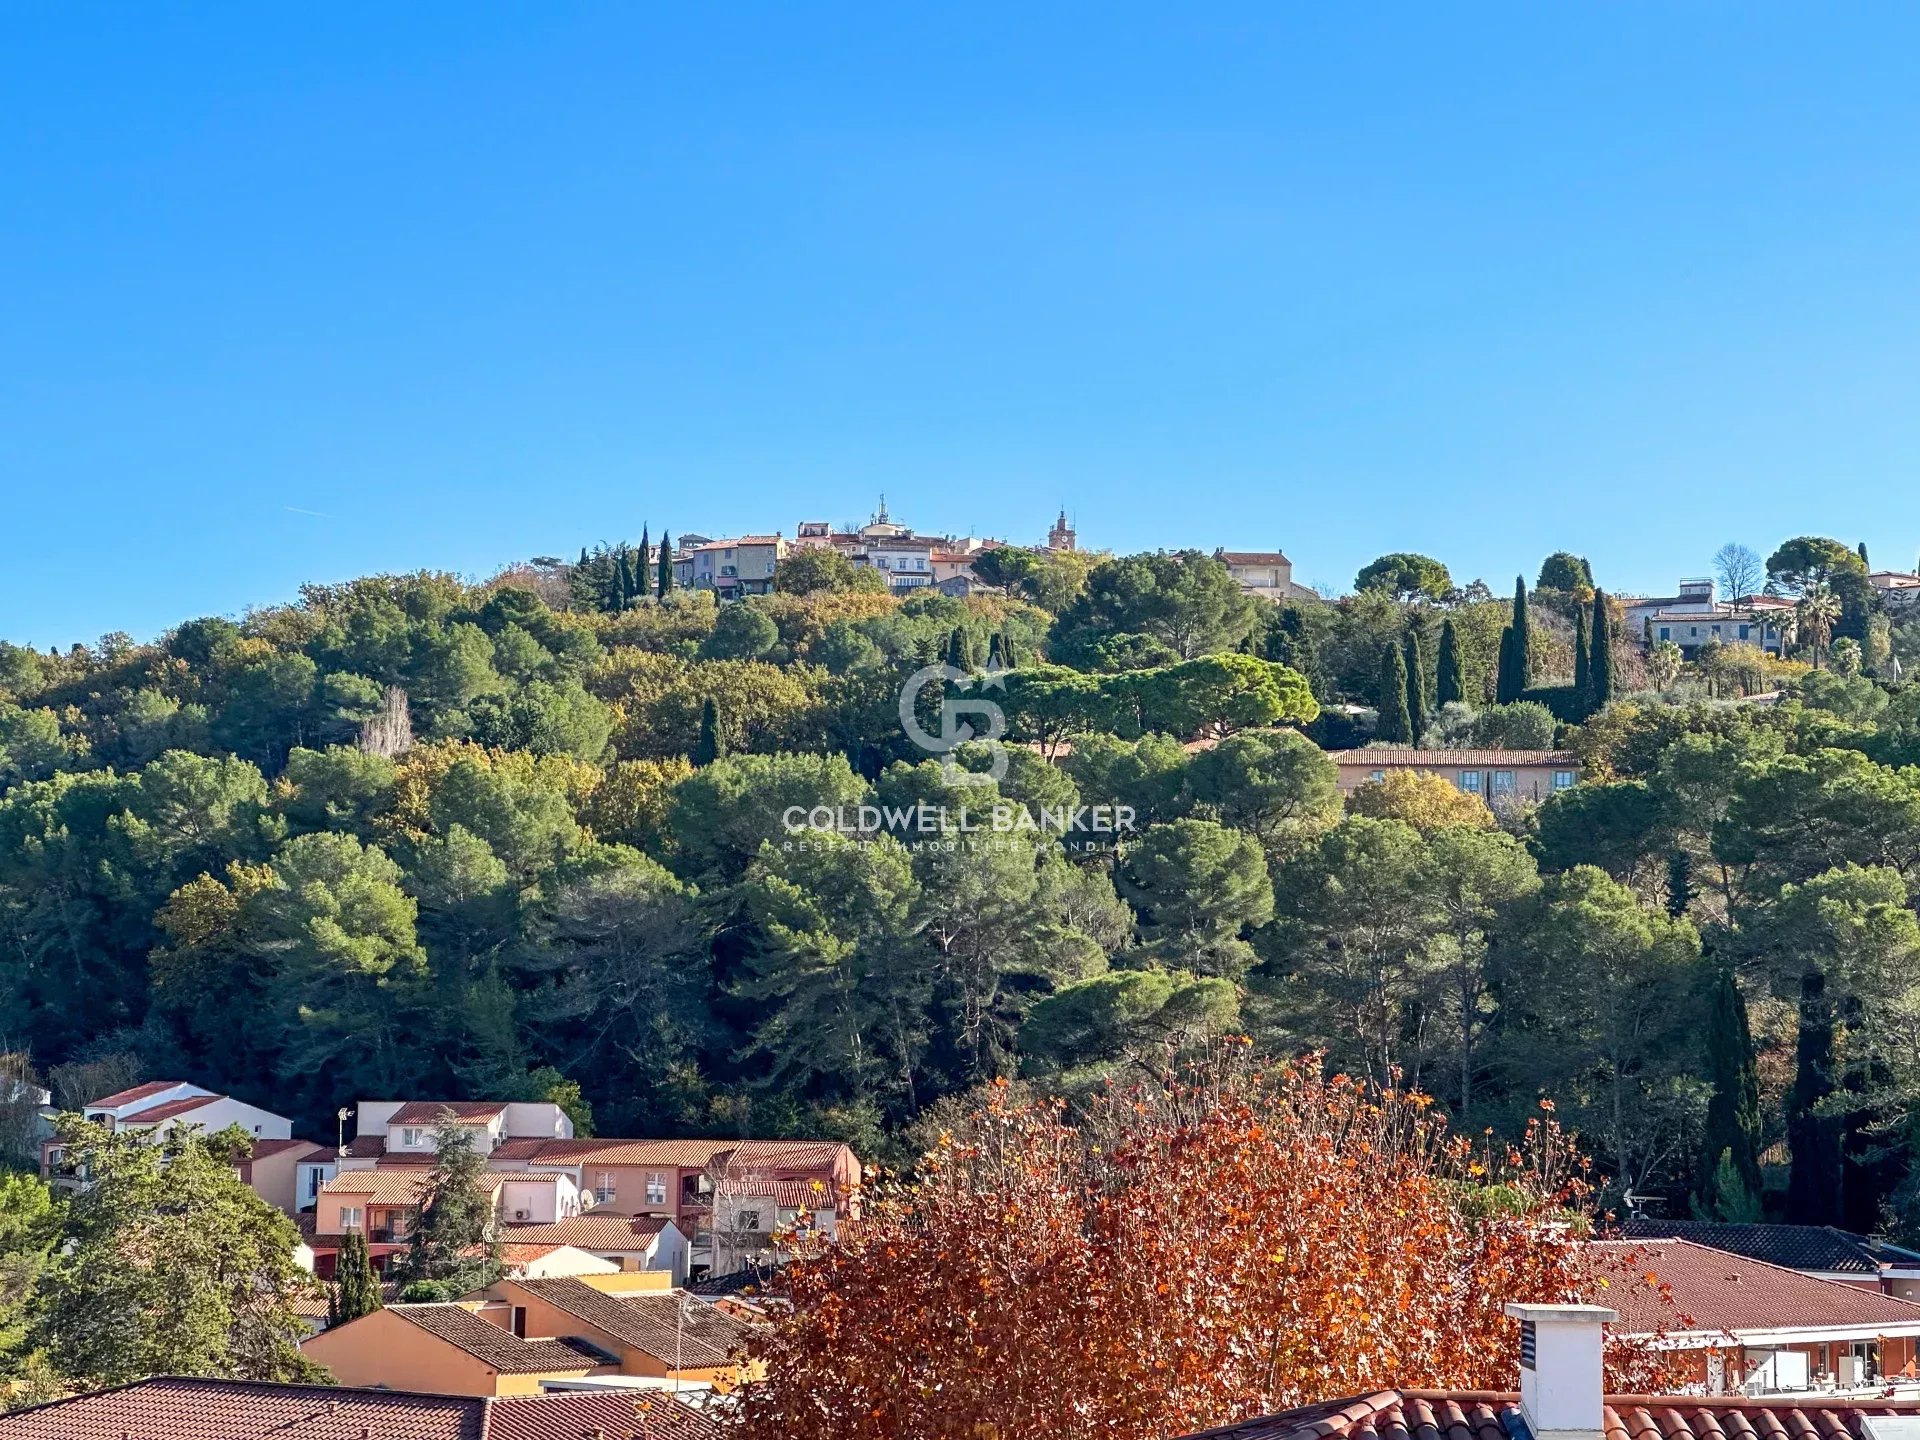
[
  {"left": 1375, "top": 643, "right": 1413, "bottom": 745},
  {"left": 1402, "top": 629, "right": 1428, "bottom": 744},
  {"left": 657, "top": 531, "right": 674, "bottom": 598},
  {"left": 1589, "top": 589, "right": 1616, "bottom": 710},
  {"left": 1859, "top": 541, "right": 1870, "bottom": 567},
  {"left": 1495, "top": 576, "right": 1530, "bottom": 704},
  {"left": 1700, "top": 966, "right": 1763, "bottom": 1217},
  {"left": 1785, "top": 968, "right": 1844, "bottom": 1224},
  {"left": 694, "top": 695, "right": 726, "bottom": 766},
  {"left": 333, "top": 1229, "right": 383, "bottom": 1326},
  {"left": 988, "top": 631, "right": 1006, "bottom": 669},
  {"left": 1572, "top": 603, "right": 1591, "bottom": 711},
  {"left": 1666, "top": 849, "right": 1694, "bottom": 919},
  {"left": 1435, "top": 618, "right": 1464, "bottom": 707},
  {"left": 946, "top": 627, "right": 974, "bottom": 674},
  {"left": 613, "top": 552, "right": 632, "bottom": 612}
]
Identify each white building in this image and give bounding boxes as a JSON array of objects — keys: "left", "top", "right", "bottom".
[
  {"left": 1214, "top": 549, "right": 1316, "bottom": 600},
  {"left": 1621, "top": 579, "right": 1792, "bottom": 658}
]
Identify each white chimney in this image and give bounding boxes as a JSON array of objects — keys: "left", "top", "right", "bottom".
[{"left": 1504, "top": 1302, "right": 1617, "bottom": 1440}]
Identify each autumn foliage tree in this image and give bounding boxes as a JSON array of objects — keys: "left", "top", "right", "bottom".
[{"left": 738, "top": 1051, "right": 1672, "bottom": 1440}]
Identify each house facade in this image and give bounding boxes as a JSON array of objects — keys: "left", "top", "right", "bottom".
[
  {"left": 501, "top": 1214, "right": 691, "bottom": 1283},
  {"left": 1326, "top": 748, "right": 1580, "bottom": 803},
  {"left": 40, "top": 1081, "right": 301, "bottom": 1202},
  {"left": 1214, "top": 548, "right": 1316, "bottom": 600},
  {"left": 1622, "top": 578, "right": 1791, "bottom": 658},
  {"left": 685, "top": 536, "right": 788, "bottom": 597}
]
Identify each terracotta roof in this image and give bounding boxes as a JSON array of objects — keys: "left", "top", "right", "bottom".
[
  {"left": 120, "top": 1095, "right": 225, "bottom": 1124},
  {"left": 490, "top": 1135, "right": 849, "bottom": 1173},
  {"left": 86, "top": 1080, "right": 195, "bottom": 1109},
  {"left": 1217, "top": 551, "right": 1292, "bottom": 566},
  {"left": 1593, "top": 1238, "right": 1920, "bottom": 1334},
  {"left": 487, "top": 1391, "right": 722, "bottom": 1440},
  {"left": 0, "top": 1377, "right": 487, "bottom": 1439},
  {"left": 246, "top": 1137, "right": 319, "bottom": 1160},
  {"left": 503, "top": 1215, "right": 673, "bottom": 1249},
  {"left": 0, "top": 1378, "right": 721, "bottom": 1440},
  {"left": 1615, "top": 1220, "right": 1920, "bottom": 1275},
  {"left": 507, "top": 1279, "right": 755, "bottom": 1368},
  {"left": 726, "top": 1179, "right": 831, "bottom": 1208},
  {"left": 343, "top": 1133, "right": 387, "bottom": 1156},
  {"left": 386, "top": 1304, "right": 604, "bottom": 1373},
  {"left": 1179, "top": 1391, "right": 1920, "bottom": 1440},
  {"left": 1326, "top": 749, "right": 1578, "bottom": 767},
  {"left": 389, "top": 1100, "right": 508, "bottom": 1126},
  {"left": 690, "top": 1262, "right": 788, "bottom": 1299}
]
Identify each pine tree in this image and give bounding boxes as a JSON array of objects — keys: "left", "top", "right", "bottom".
[
  {"left": 656, "top": 531, "right": 674, "bottom": 598},
  {"left": 1572, "top": 603, "right": 1591, "bottom": 712},
  {"left": 1375, "top": 643, "right": 1413, "bottom": 745},
  {"left": 694, "top": 696, "right": 726, "bottom": 766},
  {"left": 332, "top": 1228, "right": 383, "bottom": 1326},
  {"left": 395, "top": 1114, "right": 501, "bottom": 1290},
  {"left": 1402, "top": 629, "right": 1428, "bottom": 744},
  {"left": 1495, "top": 576, "right": 1530, "bottom": 704},
  {"left": 1700, "top": 966, "right": 1763, "bottom": 1217},
  {"left": 1589, "top": 589, "right": 1616, "bottom": 711},
  {"left": 1435, "top": 618, "right": 1464, "bottom": 707}
]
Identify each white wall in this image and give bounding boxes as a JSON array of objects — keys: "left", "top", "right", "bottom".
[
  {"left": 157, "top": 1098, "right": 291, "bottom": 1141},
  {"left": 501, "top": 1103, "right": 574, "bottom": 1141},
  {"left": 497, "top": 1175, "right": 580, "bottom": 1225}
]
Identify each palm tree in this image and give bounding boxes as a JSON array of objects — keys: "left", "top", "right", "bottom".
[{"left": 1797, "top": 584, "right": 1841, "bottom": 669}]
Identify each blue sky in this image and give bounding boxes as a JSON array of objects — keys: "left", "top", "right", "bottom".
[{"left": 5, "top": 5, "right": 1920, "bottom": 648}]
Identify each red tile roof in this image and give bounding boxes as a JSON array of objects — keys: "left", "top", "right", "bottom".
[
  {"left": 0, "top": 1377, "right": 485, "bottom": 1440},
  {"left": 384, "top": 1304, "right": 604, "bottom": 1373},
  {"left": 1217, "top": 551, "right": 1292, "bottom": 566},
  {"left": 488, "top": 1135, "right": 851, "bottom": 1174},
  {"left": 1593, "top": 1238, "right": 1920, "bottom": 1335},
  {"left": 503, "top": 1214, "right": 673, "bottom": 1249},
  {"left": 120, "top": 1095, "right": 224, "bottom": 1125},
  {"left": 504, "top": 1279, "right": 757, "bottom": 1368},
  {"left": 244, "top": 1137, "right": 318, "bottom": 1160},
  {"left": 389, "top": 1100, "right": 509, "bottom": 1126},
  {"left": 1326, "top": 749, "right": 1579, "bottom": 767},
  {"left": 0, "top": 1378, "right": 722, "bottom": 1440},
  {"left": 488, "top": 1391, "right": 722, "bottom": 1440},
  {"left": 86, "top": 1080, "right": 192, "bottom": 1109},
  {"left": 1177, "top": 1390, "right": 1920, "bottom": 1440}
]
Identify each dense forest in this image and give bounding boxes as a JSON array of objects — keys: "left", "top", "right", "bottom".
[{"left": 3, "top": 536, "right": 1920, "bottom": 1235}]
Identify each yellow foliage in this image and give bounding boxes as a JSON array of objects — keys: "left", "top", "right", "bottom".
[
  {"left": 382, "top": 739, "right": 602, "bottom": 837},
  {"left": 1344, "top": 768, "right": 1495, "bottom": 832}
]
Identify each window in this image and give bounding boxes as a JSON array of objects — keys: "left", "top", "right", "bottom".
[
  {"left": 594, "top": 1172, "right": 615, "bottom": 1204},
  {"left": 1739, "top": 624, "right": 1751, "bottom": 640},
  {"left": 510, "top": 1306, "right": 527, "bottom": 1338},
  {"left": 1552, "top": 771, "right": 1575, "bottom": 791},
  {"left": 341, "top": 1206, "right": 363, "bottom": 1231},
  {"left": 645, "top": 1172, "right": 667, "bottom": 1206},
  {"left": 1492, "top": 771, "right": 1515, "bottom": 795},
  {"left": 306, "top": 1168, "right": 323, "bottom": 1201},
  {"left": 1458, "top": 771, "right": 1482, "bottom": 794},
  {"left": 401, "top": 1127, "right": 421, "bottom": 1147},
  {"left": 1657, "top": 626, "right": 1670, "bottom": 641},
  {"left": 1688, "top": 626, "right": 1699, "bottom": 638},
  {"left": 737, "top": 1208, "right": 763, "bottom": 1232},
  {"left": 1369, "top": 769, "right": 1385, "bottom": 783}
]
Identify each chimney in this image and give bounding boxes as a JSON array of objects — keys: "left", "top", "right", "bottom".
[{"left": 1503, "top": 1302, "right": 1617, "bottom": 1440}]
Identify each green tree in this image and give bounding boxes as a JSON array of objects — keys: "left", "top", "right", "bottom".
[
  {"left": 1573, "top": 603, "right": 1591, "bottom": 708},
  {"left": 1435, "top": 617, "right": 1465, "bottom": 708},
  {"left": 32, "top": 1121, "right": 321, "bottom": 1387},
  {"left": 329, "top": 1229, "right": 383, "bottom": 1327},
  {"left": 1184, "top": 728, "right": 1340, "bottom": 856},
  {"left": 1698, "top": 967, "right": 1763, "bottom": 1218},
  {"left": 1589, "top": 590, "right": 1616, "bottom": 711},
  {"left": 693, "top": 695, "right": 727, "bottom": 767},
  {"left": 1050, "top": 551, "right": 1257, "bottom": 663},
  {"left": 1537, "top": 552, "right": 1593, "bottom": 593},
  {"left": 1403, "top": 628, "right": 1429, "bottom": 743},
  {"left": 1374, "top": 643, "right": 1413, "bottom": 745},
  {"left": 394, "top": 1112, "right": 503, "bottom": 1292},
  {"left": 1495, "top": 576, "right": 1530, "bottom": 704},
  {"left": 1116, "top": 819, "right": 1274, "bottom": 978},
  {"left": 703, "top": 603, "right": 780, "bottom": 661},
  {"left": 656, "top": 530, "right": 674, "bottom": 598},
  {"left": 1354, "top": 553, "right": 1452, "bottom": 603}
]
